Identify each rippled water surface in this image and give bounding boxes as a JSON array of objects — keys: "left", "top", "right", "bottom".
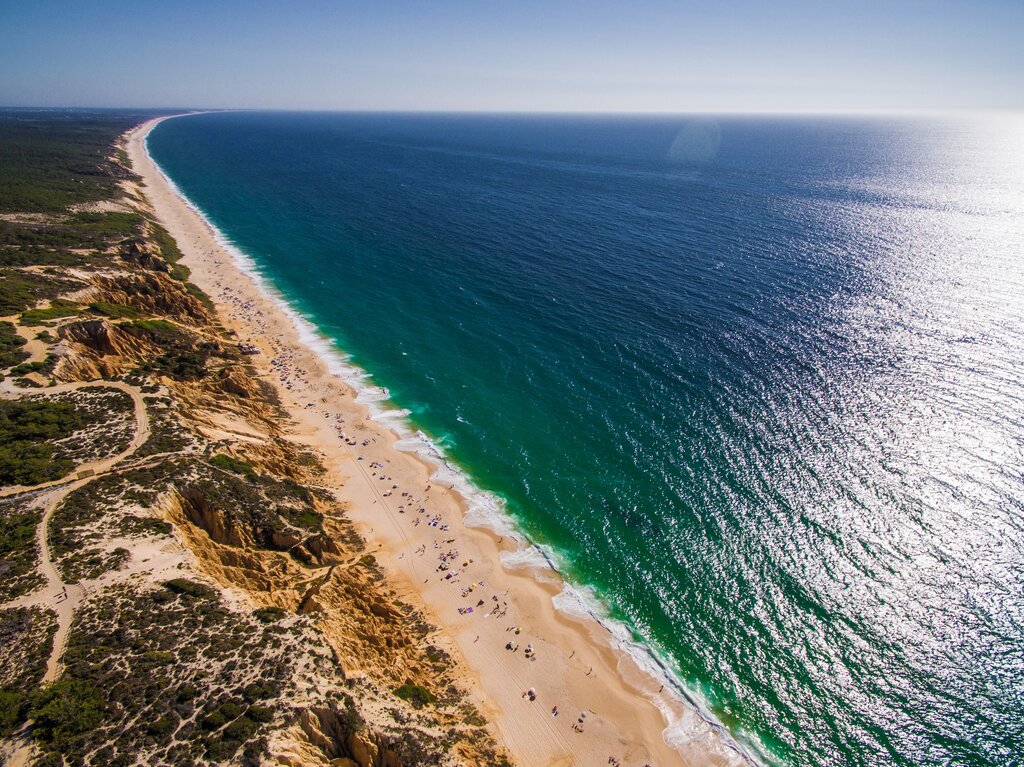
[{"left": 150, "top": 113, "right": 1024, "bottom": 766}]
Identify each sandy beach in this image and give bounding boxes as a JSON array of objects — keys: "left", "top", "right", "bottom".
[{"left": 127, "top": 116, "right": 745, "bottom": 767}]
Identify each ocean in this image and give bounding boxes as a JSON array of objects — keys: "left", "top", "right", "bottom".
[{"left": 148, "top": 112, "right": 1024, "bottom": 767}]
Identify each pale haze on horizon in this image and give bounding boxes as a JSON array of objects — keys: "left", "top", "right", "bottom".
[{"left": 1, "top": 0, "right": 1022, "bottom": 113}]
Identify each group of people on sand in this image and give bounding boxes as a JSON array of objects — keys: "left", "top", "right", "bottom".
[
  {"left": 204, "top": 266, "right": 656, "bottom": 767},
  {"left": 382, "top": 483, "right": 622, "bottom": 740}
]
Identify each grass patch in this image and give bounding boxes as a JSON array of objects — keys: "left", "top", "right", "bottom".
[
  {"left": 394, "top": 683, "right": 436, "bottom": 708},
  {"left": 0, "top": 399, "right": 87, "bottom": 486},
  {"left": 30, "top": 678, "right": 106, "bottom": 747},
  {"left": 0, "top": 269, "right": 81, "bottom": 315},
  {"left": 88, "top": 301, "right": 140, "bottom": 319},
  {"left": 0, "top": 114, "right": 145, "bottom": 213},
  {"left": 209, "top": 453, "right": 256, "bottom": 478},
  {"left": 0, "top": 321, "right": 28, "bottom": 370},
  {"left": 126, "top": 318, "right": 176, "bottom": 335},
  {"left": 20, "top": 300, "right": 82, "bottom": 325},
  {"left": 0, "top": 499, "right": 44, "bottom": 601}
]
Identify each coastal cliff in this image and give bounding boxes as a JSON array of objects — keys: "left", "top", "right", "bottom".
[{"left": 0, "top": 112, "right": 509, "bottom": 767}]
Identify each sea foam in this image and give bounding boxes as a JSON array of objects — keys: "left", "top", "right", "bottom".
[{"left": 145, "top": 116, "right": 763, "bottom": 767}]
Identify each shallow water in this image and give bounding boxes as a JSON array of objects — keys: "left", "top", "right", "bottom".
[{"left": 150, "top": 112, "right": 1024, "bottom": 767}]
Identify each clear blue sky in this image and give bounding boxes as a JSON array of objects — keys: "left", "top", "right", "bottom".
[{"left": 1, "top": 0, "right": 1021, "bottom": 112}]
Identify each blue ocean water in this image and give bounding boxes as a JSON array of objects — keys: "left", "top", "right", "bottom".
[{"left": 149, "top": 112, "right": 1024, "bottom": 767}]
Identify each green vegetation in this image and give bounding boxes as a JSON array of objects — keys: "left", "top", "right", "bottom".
[
  {"left": 0, "top": 246, "right": 91, "bottom": 268},
  {"left": 0, "top": 399, "right": 87, "bottom": 486},
  {"left": 30, "top": 582, "right": 297, "bottom": 765},
  {"left": 45, "top": 387, "right": 135, "bottom": 459},
  {"left": 0, "top": 498, "right": 44, "bottom": 601},
  {"left": 87, "top": 301, "right": 140, "bottom": 319},
  {"left": 149, "top": 221, "right": 188, "bottom": 278},
  {"left": 359, "top": 553, "right": 378, "bottom": 568},
  {"left": 253, "top": 606, "right": 288, "bottom": 623},
  {"left": 0, "top": 114, "right": 145, "bottom": 213},
  {"left": 292, "top": 509, "right": 322, "bottom": 530},
  {"left": 51, "top": 461, "right": 181, "bottom": 583},
  {"left": 0, "top": 320, "right": 29, "bottom": 370},
  {"left": 70, "top": 210, "right": 141, "bottom": 235},
  {"left": 0, "top": 213, "right": 140, "bottom": 252},
  {"left": 147, "top": 221, "right": 214, "bottom": 309},
  {"left": 0, "top": 690, "right": 21, "bottom": 737},
  {"left": 209, "top": 452, "right": 256, "bottom": 478},
  {"left": 182, "top": 463, "right": 325, "bottom": 547},
  {"left": 393, "top": 683, "right": 437, "bottom": 708},
  {"left": 0, "top": 607, "right": 57, "bottom": 738},
  {"left": 20, "top": 299, "right": 82, "bottom": 325},
  {"left": 163, "top": 578, "right": 216, "bottom": 599},
  {"left": 184, "top": 280, "right": 215, "bottom": 311},
  {"left": 10, "top": 354, "right": 58, "bottom": 377},
  {"left": 0, "top": 111, "right": 507, "bottom": 767},
  {"left": 0, "top": 269, "right": 82, "bottom": 315},
  {"left": 122, "top": 319, "right": 231, "bottom": 381},
  {"left": 126, "top": 317, "right": 176, "bottom": 335},
  {"left": 135, "top": 400, "right": 194, "bottom": 457},
  {"left": 30, "top": 679, "right": 106, "bottom": 747}
]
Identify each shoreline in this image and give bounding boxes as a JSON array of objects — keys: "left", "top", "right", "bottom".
[{"left": 129, "top": 114, "right": 751, "bottom": 767}]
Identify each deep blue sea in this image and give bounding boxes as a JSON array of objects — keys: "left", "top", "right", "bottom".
[{"left": 149, "top": 112, "right": 1024, "bottom": 767}]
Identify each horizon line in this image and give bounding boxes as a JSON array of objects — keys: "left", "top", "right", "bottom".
[{"left": 2, "top": 105, "right": 1023, "bottom": 119}]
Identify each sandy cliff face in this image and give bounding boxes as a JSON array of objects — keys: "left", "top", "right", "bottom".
[
  {"left": 1, "top": 138, "right": 508, "bottom": 766},
  {"left": 56, "top": 319, "right": 155, "bottom": 379},
  {"left": 94, "top": 271, "right": 214, "bottom": 324}
]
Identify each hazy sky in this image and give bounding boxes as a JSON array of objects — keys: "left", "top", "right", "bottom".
[{"left": 1, "top": 0, "right": 1021, "bottom": 112}]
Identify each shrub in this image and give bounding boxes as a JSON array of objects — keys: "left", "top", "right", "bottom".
[
  {"left": 252, "top": 607, "right": 287, "bottom": 625},
  {"left": 163, "top": 579, "right": 215, "bottom": 600},
  {"left": 209, "top": 453, "right": 256, "bottom": 478},
  {"left": 10, "top": 354, "right": 57, "bottom": 377},
  {"left": 88, "top": 302, "right": 140, "bottom": 319},
  {"left": 0, "top": 117, "right": 142, "bottom": 213},
  {"left": 247, "top": 705, "right": 274, "bottom": 723},
  {"left": 30, "top": 679, "right": 105, "bottom": 745},
  {"left": 393, "top": 683, "right": 436, "bottom": 709},
  {"left": 0, "top": 399, "right": 87, "bottom": 486},
  {"left": 0, "top": 689, "right": 26, "bottom": 737},
  {"left": 0, "top": 270, "right": 80, "bottom": 315},
  {"left": 20, "top": 300, "right": 82, "bottom": 325},
  {"left": 0, "top": 321, "right": 28, "bottom": 370}
]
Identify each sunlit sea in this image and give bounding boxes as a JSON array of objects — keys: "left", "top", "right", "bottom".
[{"left": 149, "top": 112, "right": 1024, "bottom": 767}]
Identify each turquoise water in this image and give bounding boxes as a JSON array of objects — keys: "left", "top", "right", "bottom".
[{"left": 149, "top": 113, "right": 1024, "bottom": 767}]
